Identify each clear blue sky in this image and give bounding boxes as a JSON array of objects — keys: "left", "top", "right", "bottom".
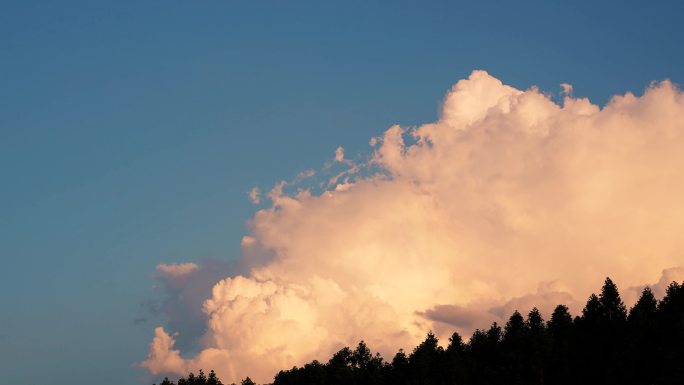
[{"left": 1, "top": 1, "right": 683, "bottom": 384}]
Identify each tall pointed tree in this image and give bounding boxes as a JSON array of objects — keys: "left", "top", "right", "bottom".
[
  {"left": 409, "top": 332, "right": 443, "bottom": 385},
  {"left": 525, "top": 308, "right": 548, "bottom": 385},
  {"left": 502, "top": 311, "right": 527, "bottom": 385},
  {"left": 657, "top": 281, "right": 684, "bottom": 384},
  {"left": 503, "top": 311, "right": 526, "bottom": 342},
  {"left": 624, "top": 287, "right": 659, "bottom": 385},
  {"left": 599, "top": 277, "right": 627, "bottom": 323},
  {"left": 546, "top": 305, "right": 574, "bottom": 385}
]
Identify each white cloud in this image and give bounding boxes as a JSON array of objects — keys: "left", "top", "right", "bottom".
[{"left": 142, "top": 70, "right": 684, "bottom": 383}]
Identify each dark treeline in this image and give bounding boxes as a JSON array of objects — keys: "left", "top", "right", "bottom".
[
  {"left": 155, "top": 370, "right": 226, "bottom": 385},
  {"left": 156, "top": 277, "right": 684, "bottom": 385}
]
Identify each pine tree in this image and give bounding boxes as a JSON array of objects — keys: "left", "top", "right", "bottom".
[
  {"left": 327, "top": 347, "right": 354, "bottom": 385},
  {"left": 582, "top": 294, "right": 602, "bottom": 324},
  {"left": 503, "top": 311, "right": 526, "bottom": 341},
  {"left": 623, "top": 287, "right": 659, "bottom": 385},
  {"left": 546, "top": 305, "right": 574, "bottom": 385},
  {"left": 526, "top": 308, "right": 545, "bottom": 332},
  {"left": 351, "top": 341, "right": 384, "bottom": 385},
  {"left": 502, "top": 311, "right": 527, "bottom": 385},
  {"left": 444, "top": 332, "right": 466, "bottom": 384},
  {"left": 599, "top": 278, "right": 627, "bottom": 323},
  {"left": 577, "top": 278, "right": 628, "bottom": 384},
  {"left": 157, "top": 377, "right": 175, "bottom": 385},
  {"left": 447, "top": 332, "right": 464, "bottom": 354},
  {"left": 657, "top": 281, "right": 684, "bottom": 383},
  {"left": 389, "top": 349, "right": 409, "bottom": 385},
  {"left": 629, "top": 287, "right": 657, "bottom": 322},
  {"left": 409, "top": 332, "right": 443, "bottom": 385},
  {"left": 207, "top": 370, "right": 223, "bottom": 385},
  {"left": 525, "top": 308, "right": 548, "bottom": 385},
  {"left": 466, "top": 324, "right": 503, "bottom": 384}
]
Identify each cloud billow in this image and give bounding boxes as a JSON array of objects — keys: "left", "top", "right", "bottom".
[{"left": 141, "top": 70, "right": 684, "bottom": 383}]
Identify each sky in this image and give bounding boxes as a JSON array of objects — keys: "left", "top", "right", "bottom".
[{"left": 2, "top": 1, "right": 684, "bottom": 385}]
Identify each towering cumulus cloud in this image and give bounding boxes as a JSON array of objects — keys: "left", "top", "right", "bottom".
[{"left": 141, "top": 71, "right": 684, "bottom": 383}]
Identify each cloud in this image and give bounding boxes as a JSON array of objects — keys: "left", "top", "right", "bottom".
[
  {"left": 248, "top": 187, "right": 261, "bottom": 205},
  {"left": 624, "top": 267, "right": 684, "bottom": 305},
  {"left": 560, "top": 83, "right": 573, "bottom": 96},
  {"left": 649, "top": 267, "right": 684, "bottom": 298},
  {"left": 144, "top": 259, "right": 237, "bottom": 352},
  {"left": 157, "top": 263, "right": 199, "bottom": 278},
  {"left": 420, "top": 304, "right": 483, "bottom": 329},
  {"left": 142, "top": 70, "right": 684, "bottom": 383},
  {"left": 141, "top": 327, "right": 192, "bottom": 376},
  {"left": 335, "top": 146, "right": 345, "bottom": 162},
  {"left": 296, "top": 169, "right": 316, "bottom": 180}
]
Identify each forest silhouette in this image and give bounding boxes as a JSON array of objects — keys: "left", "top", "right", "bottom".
[{"left": 154, "top": 277, "right": 684, "bottom": 385}]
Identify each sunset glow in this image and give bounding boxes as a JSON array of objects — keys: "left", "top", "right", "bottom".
[
  {"left": 143, "top": 71, "right": 684, "bottom": 383},
  {"left": 4, "top": 3, "right": 684, "bottom": 385}
]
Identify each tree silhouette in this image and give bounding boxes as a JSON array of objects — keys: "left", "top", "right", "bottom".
[
  {"left": 546, "top": 304, "right": 573, "bottom": 385},
  {"left": 525, "top": 308, "right": 548, "bottom": 385},
  {"left": 599, "top": 277, "right": 627, "bottom": 323},
  {"left": 623, "top": 287, "right": 658, "bottom": 385},
  {"left": 389, "top": 349, "right": 409, "bottom": 385},
  {"left": 408, "top": 332, "right": 443, "bottom": 385},
  {"left": 443, "top": 332, "right": 466, "bottom": 384},
  {"left": 657, "top": 281, "right": 684, "bottom": 383},
  {"left": 502, "top": 311, "right": 527, "bottom": 385}
]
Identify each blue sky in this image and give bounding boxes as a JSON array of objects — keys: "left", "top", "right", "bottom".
[{"left": 1, "top": 1, "right": 684, "bottom": 384}]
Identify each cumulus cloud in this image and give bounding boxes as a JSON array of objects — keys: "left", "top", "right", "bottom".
[
  {"left": 142, "top": 70, "right": 684, "bottom": 383},
  {"left": 144, "top": 259, "right": 237, "bottom": 352}
]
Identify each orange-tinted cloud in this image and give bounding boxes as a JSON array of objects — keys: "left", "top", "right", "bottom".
[{"left": 142, "top": 70, "right": 684, "bottom": 383}]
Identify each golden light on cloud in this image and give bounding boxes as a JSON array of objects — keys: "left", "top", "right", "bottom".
[{"left": 142, "top": 70, "right": 684, "bottom": 383}]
